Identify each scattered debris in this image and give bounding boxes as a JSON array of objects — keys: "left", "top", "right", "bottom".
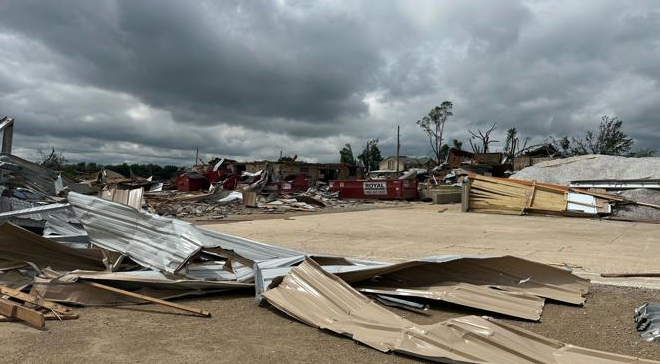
[
  {"left": 1, "top": 119, "right": 658, "bottom": 362},
  {"left": 263, "top": 259, "right": 658, "bottom": 364},
  {"left": 635, "top": 303, "right": 660, "bottom": 342},
  {"left": 463, "top": 173, "right": 624, "bottom": 217}
]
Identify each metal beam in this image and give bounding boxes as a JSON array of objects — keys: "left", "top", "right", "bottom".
[
  {"left": 570, "top": 179, "right": 660, "bottom": 189},
  {"left": 0, "top": 117, "right": 14, "bottom": 155}
]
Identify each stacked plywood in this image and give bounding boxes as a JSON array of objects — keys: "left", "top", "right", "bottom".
[{"left": 464, "top": 173, "right": 622, "bottom": 216}]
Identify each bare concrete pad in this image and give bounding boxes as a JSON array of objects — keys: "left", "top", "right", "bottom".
[{"left": 205, "top": 203, "right": 660, "bottom": 280}]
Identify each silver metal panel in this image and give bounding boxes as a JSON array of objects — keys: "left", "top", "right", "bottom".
[
  {"left": 635, "top": 302, "right": 660, "bottom": 342},
  {"left": 68, "top": 192, "right": 206, "bottom": 274},
  {"left": 0, "top": 199, "right": 70, "bottom": 219},
  {"left": 0, "top": 154, "right": 90, "bottom": 195},
  {"left": 0, "top": 197, "right": 78, "bottom": 230},
  {"left": 44, "top": 214, "right": 87, "bottom": 236},
  {"left": 100, "top": 187, "right": 144, "bottom": 209},
  {"left": 200, "top": 227, "right": 302, "bottom": 262},
  {"left": 570, "top": 179, "right": 660, "bottom": 189},
  {"left": 68, "top": 192, "right": 302, "bottom": 275}
]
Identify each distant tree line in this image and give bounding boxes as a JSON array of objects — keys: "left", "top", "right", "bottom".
[
  {"left": 339, "top": 101, "right": 655, "bottom": 170},
  {"left": 57, "top": 161, "right": 180, "bottom": 181}
]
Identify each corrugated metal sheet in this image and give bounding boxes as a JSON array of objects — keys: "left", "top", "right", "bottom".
[
  {"left": 0, "top": 154, "right": 90, "bottom": 195},
  {"left": 68, "top": 192, "right": 207, "bottom": 274},
  {"left": 100, "top": 187, "right": 144, "bottom": 210},
  {"left": 0, "top": 223, "right": 107, "bottom": 271},
  {"left": 0, "top": 198, "right": 70, "bottom": 220},
  {"left": 263, "top": 259, "right": 660, "bottom": 364},
  {"left": 68, "top": 192, "right": 302, "bottom": 275},
  {"left": 254, "top": 255, "right": 586, "bottom": 320},
  {"left": 43, "top": 214, "right": 87, "bottom": 236},
  {"left": 0, "top": 196, "right": 78, "bottom": 226},
  {"left": 200, "top": 227, "right": 302, "bottom": 262},
  {"left": 65, "top": 270, "right": 253, "bottom": 290},
  {"left": 356, "top": 283, "right": 544, "bottom": 321},
  {"left": 337, "top": 255, "right": 590, "bottom": 305}
]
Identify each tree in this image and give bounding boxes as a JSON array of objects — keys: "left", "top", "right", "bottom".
[
  {"left": 503, "top": 127, "right": 528, "bottom": 161},
  {"left": 570, "top": 116, "right": 633, "bottom": 156},
  {"left": 416, "top": 100, "right": 453, "bottom": 164},
  {"left": 553, "top": 135, "right": 571, "bottom": 156},
  {"left": 628, "top": 148, "right": 656, "bottom": 157},
  {"left": 451, "top": 139, "right": 463, "bottom": 150},
  {"left": 357, "top": 139, "right": 383, "bottom": 172},
  {"left": 278, "top": 151, "right": 297, "bottom": 162},
  {"left": 339, "top": 143, "right": 356, "bottom": 165},
  {"left": 439, "top": 143, "right": 450, "bottom": 161},
  {"left": 37, "top": 147, "right": 67, "bottom": 170},
  {"left": 468, "top": 123, "right": 498, "bottom": 154}
]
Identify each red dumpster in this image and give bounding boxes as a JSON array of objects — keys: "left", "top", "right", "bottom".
[
  {"left": 176, "top": 172, "right": 210, "bottom": 192},
  {"left": 280, "top": 174, "right": 311, "bottom": 193},
  {"left": 328, "top": 179, "right": 417, "bottom": 200}
]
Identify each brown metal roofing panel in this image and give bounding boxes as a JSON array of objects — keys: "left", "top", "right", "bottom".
[
  {"left": 263, "top": 259, "right": 659, "bottom": 364},
  {"left": 0, "top": 223, "right": 107, "bottom": 271},
  {"left": 337, "top": 256, "right": 589, "bottom": 305},
  {"left": 357, "top": 282, "right": 544, "bottom": 321}
]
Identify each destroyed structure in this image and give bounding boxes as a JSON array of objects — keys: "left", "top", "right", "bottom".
[{"left": 1, "top": 117, "right": 660, "bottom": 363}]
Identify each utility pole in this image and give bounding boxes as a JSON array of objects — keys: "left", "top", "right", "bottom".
[
  {"left": 395, "top": 125, "right": 400, "bottom": 174},
  {"left": 195, "top": 148, "right": 199, "bottom": 167}
]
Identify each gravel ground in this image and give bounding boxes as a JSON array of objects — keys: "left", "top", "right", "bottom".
[
  {"left": 0, "top": 284, "right": 659, "bottom": 364},
  {"left": 612, "top": 189, "right": 660, "bottom": 220}
]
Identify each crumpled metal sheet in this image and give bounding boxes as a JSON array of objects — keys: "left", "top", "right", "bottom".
[
  {"left": 200, "top": 227, "right": 302, "bottom": 262},
  {"left": 30, "top": 268, "right": 253, "bottom": 306},
  {"left": 263, "top": 259, "right": 660, "bottom": 364},
  {"left": 0, "top": 222, "right": 107, "bottom": 271},
  {"left": 356, "top": 283, "right": 544, "bottom": 321},
  {"left": 338, "top": 255, "right": 590, "bottom": 305},
  {"left": 100, "top": 187, "right": 144, "bottom": 210},
  {"left": 68, "top": 192, "right": 302, "bottom": 274},
  {"left": 635, "top": 302, "right": 660, "bottom": 342},
  {"left": 68, "top": 192, "right": 207, "bottom": 274},
  {"left": 0, "top": 197, "right": 79, "bottom": 230},
  {"left": 254, "top": 254, "right": 588, "bottom": 320},
  {"left": 0, "top": 199, "right": 70, "bottom": 219},
  {"left": 0, "top": 154, "right": 90, "bottom": 195},
  {"left": 44, "top": 213, "right": 87, "bottom": 237}
]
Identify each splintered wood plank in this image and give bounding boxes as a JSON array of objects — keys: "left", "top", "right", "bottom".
[
  {"left": 0, "top": 298, "right": 45, "bottom": 328},
  {"left": 80, "top": 281, "right": 211, "bottom": 317},
  {"left": 0, "top": 285, "right": 72, "bottom": 314}
]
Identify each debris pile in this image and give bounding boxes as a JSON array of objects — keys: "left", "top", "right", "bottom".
[
  {"left": 514, "top": 154, "right": 660, "bottom": 185},
  {"left": 264, "top": 260, "right": 656, "bottom": 364},
  {"left": 0, "top": 119, "right": 658, "bottom": 362},
  {"left": 143, "top": 186, "right": 364, "bottom": 219},
  {"left": 636, "top": 302, "right": 660, "bottom": 342},
  {"left": 463, "top": 173, "right": 626, "bottom": 216}
]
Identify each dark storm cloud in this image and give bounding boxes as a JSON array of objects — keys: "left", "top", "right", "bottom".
[
  {"left": 1, "top": 0, "right": 659, "bottom": 164},
  {"left": 0, "top": 0, "right": 378, "bottom": 127}
]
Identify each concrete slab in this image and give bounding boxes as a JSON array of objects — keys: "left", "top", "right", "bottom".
[{"left": 204, "top": 203, "right": 660, "bottom": 287}]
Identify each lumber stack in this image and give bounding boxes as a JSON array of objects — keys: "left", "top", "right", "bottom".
[{"left": 464, "top": 173, "right": 622, "bottom": 216}]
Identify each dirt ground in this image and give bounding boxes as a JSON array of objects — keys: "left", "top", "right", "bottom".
[
  {"left": 2, "top": 204, "right": 660, "bottom": 363},
  {"left": 1, "top": 285, "right": 659, "bottom": 363}
]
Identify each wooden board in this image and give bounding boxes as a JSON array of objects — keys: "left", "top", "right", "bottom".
[
  {"left": 1, "top": 285, "right": 72, "bottom": 314},
  {"left": 0, "top": 298, "right": 45, "bottom": 328}
]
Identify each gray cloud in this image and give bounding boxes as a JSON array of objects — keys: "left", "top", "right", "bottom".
[{"left": 1, "top": 0, "right": 659, "bottom": 165}]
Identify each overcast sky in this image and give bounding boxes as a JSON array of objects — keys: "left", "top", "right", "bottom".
[{"left": 1, "top": 0, "right": 659, "bottom": 165}]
